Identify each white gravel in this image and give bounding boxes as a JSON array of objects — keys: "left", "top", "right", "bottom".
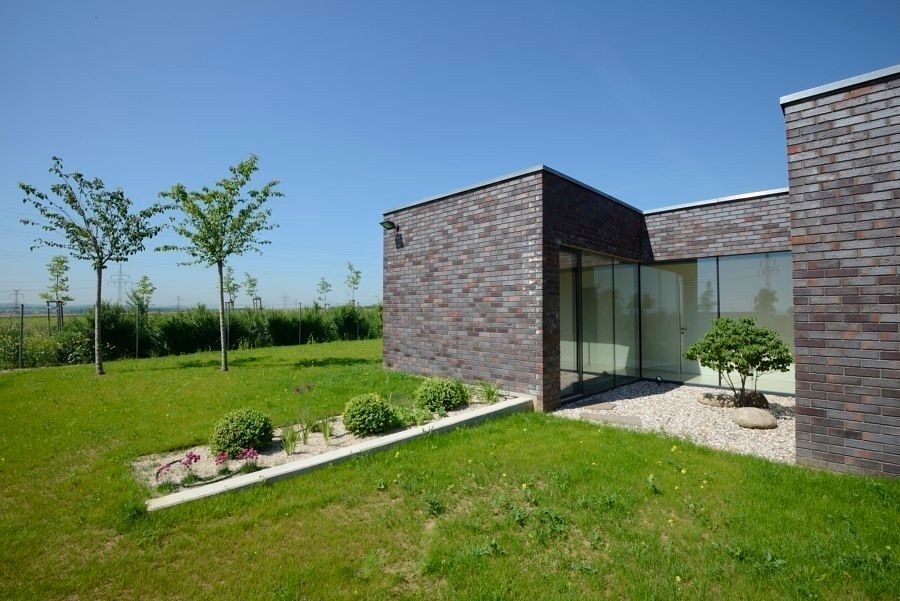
[{"left": 554, "top": 381, "right": 795, "bottom": 464}]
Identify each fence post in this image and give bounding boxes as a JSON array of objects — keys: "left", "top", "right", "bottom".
[
  {"left": 135, "top": 305, "right": 140, "bottom": 359},
  {"left": 298, "top": 302, "right": 302, "bottom": 345},
  {"left": 18, "top": 304, "right": 24, "bottom": 369}
]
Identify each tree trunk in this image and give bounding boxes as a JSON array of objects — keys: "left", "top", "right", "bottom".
[
  {"left": 95, "top": 266, "right": 105, "bottom": 375},
  {"left": 217, "top": 260, "right": 229, "bottom": 372}
]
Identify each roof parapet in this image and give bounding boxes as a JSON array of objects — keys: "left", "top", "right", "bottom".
[{"left": 779, "top": 64, "right": 900, "bottom": 108}]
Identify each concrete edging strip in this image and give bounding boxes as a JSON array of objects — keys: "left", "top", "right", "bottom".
[{"left": 146, "top": 394, "right": 534, "bottom": 511}]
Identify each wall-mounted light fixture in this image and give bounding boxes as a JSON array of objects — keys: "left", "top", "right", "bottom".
[{"left": 379, "top": 220, "right": 398, "bottom": 231}]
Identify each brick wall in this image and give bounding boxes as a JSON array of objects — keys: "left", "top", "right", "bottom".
[
  {"left": 784, "top": 74, "right": 900, "bottom": 476},
  {"left": 382, "top": 173, "right": 545, "bottom": 400},
  {"left": 539, "top": 171, "right": 645, "bottom": 410},
  {"left": 643, "top": 192, "right": 791, "bottom": 262}
]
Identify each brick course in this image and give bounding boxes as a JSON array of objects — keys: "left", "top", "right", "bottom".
[
  {"left": 382, "top": 174, "right": 545, "bottom": 400},
  {"left": 643, "top": 192, "right": 791, "bottom": 261},
  {"left": 784, "top": 74, "right": 900, "bottom": 476}
]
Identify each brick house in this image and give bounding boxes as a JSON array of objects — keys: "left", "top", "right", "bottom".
[{"left": 381, "top": 65, "right": 899, "bottom": 476}]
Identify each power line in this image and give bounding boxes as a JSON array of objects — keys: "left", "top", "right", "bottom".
[{"left": 9, "top": 289, "right": 23, "bottom": 306}]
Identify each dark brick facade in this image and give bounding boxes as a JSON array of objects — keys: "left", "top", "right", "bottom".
[
  {"left": 784, "top": 73, "right": 900, "bottom": 476},
  {"left": 540, "top": 171, "right": 645, "bottom": 410},
  {"left": 383, "top": 66, "right": 899, "bottom": 477},
  {"left": 643, "top": 191, "right": 791, "bottom": 262},
  {"left": 382, "top": 173, "right": 545, "bottom": 399}
]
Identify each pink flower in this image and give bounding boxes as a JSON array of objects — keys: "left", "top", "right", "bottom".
[
  {"left": 215, "top": 451, "right": 229, "bottom": 465},
  {"left": 180, "top": 451, "right": 201, "bottom": 469},
  {"left": 238, "top": 448, "right": 259, "bottom": 462}
]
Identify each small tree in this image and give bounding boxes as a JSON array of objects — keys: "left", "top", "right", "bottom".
[
  {"left": 222, "top": 265, "right": 240, "bottom": 305},
  {"left": 126, "top": 275, "right": 155, "bottom": 315},
  {"left": 159, "top": 154, "right": 281, "bottom": 371},
  {"left": 19, "top": 157, "right": 165, "bottom": 375},
  {"left": 39, "top": 255, "right": 74, "bottom": 304},
  {"left": 683, "top": 317, "right": 793, "bottom": 408},
  {"left": 345, "top": 262, "right": 361, "bottom": 304},
  {"left": 244, "top": 272, "right": 259, "bottom": 308},
  {"left": 316, "top": 277, "right": 332, "bottom": 307}
]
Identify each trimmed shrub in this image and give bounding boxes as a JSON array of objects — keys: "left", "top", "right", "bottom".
[
  {"left": 415, "top": 377, "right": 470, "bottom": 413},
  {"left": 210, "top": 408, "right": 274, "bottom": 458},
  {"left": 343, "top": 393, "right": 396, "bottom": 436}
]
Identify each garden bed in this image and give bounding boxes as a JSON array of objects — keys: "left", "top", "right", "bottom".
[
  {"left": 133, "top": 391, "right": 519, "bottom": 496},
  {"left": 555, "top": 381, "right": 795, "bottom": 463}
]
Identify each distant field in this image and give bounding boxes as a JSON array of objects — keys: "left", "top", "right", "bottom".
[{"left": 0, "top": 339, "right": 897, "bottom": 599}]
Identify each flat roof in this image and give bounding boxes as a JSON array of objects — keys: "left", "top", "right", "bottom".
[
  {"left": 643, "top": 187, "right": 789, "bottom": 215},
  {"left": 383, "top": 164, "right": 787, "bottom": 217},
  {"left": 779, "top": 63, "right": 900, "bottom": 108},
  {"left": 383, "top": 165, "right": 641, "bottom": 215}
]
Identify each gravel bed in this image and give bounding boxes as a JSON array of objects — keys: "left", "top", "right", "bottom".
[{"left": 554, "top": 381, "right": 795, "bottom": 464}]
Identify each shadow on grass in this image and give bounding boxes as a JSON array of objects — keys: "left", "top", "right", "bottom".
[
  {"left": 293, "top": 357, "right": 379, "bottom": 369},
  {"left": 176, "top": 356, "right": 262, "bottom": 369}
]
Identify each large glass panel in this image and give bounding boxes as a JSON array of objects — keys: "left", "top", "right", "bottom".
[
  {"left": 718, "top": 252, "right": 795, "bottom": 393},
  {"left": 613, "top": 261, "right": 640, "bottom": 382},
  {"left": 581, "top": 253, "right": 615, "bottom": 394},
  {"left": 640, "top": 259, "right": 719, "bottom": 385},
  {"left": 559, "top": 251, "right": 579, "bottom": 397}
]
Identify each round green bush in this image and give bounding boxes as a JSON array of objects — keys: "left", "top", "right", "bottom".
[
  {"left": 343, "top": 393, "right": 396, "bottom": 436},
  {"left": 210, "top": 408, "right": 274, "bottom": 458},
  {"left": 414, "top": 377, "right": 470, "bottom": 412}
]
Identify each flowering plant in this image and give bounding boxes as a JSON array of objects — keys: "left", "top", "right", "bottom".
[
  {"left": 238, "top": 447, "right": 259, "bottom": 464},
  {"left": 214, "top": 451, "right": 229, "bottom": 466}
]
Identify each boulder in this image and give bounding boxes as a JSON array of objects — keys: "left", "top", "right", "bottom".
[
  {"left": 699, "top": 392, "right": 734, "bottom": 408},
  {"left": 730, "top": 407, "right": 777, "bottom": 429}
]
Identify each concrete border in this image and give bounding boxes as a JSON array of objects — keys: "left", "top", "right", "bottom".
[
  {"left": 779, "top": 64, "right": 900, "bottom": 108},
  {"left": 146, "top": 394, "right": 534, "bottom": 511}
]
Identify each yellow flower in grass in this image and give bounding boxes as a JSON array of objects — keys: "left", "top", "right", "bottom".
[
  {"left": 680, "top": 468, "right": 687, "bottom": 475},
  {"left": 521, "top": 483, "right": 528, "bottom": 490},
  {"left": 675, "top": 575, "right": 682, "bottom": 583}
]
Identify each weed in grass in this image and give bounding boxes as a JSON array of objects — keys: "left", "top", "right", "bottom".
[
  {"left": 319, "top": 416, "right": 332, "bottom": 445},
  {"left": 375, "top": 478, "right": 386, "bottom": 491},
  {"left": 533, "top": 508, "right": 568, "bottom": 544},
  {"left": 115, "top": 498, "right": 147, "bottom": 533},
  {"left": 471, "top": 538, "right": 504, "bottom": 558},
  {"left": 424, "top": 492, "right": 445, "bottom": 516},
  {"left": 646, "top": 474, "right": 660, "bottom": 494},
  {"left": 281, "top": 424, "right": 298, "bottom": 455},
  {"left": 156, "top": 481, "right": 179, "bottom": 494}
]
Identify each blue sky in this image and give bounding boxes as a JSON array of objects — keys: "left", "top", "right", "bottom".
[{"left": 2, "top": 1, "right": 898, "bottom": 309}]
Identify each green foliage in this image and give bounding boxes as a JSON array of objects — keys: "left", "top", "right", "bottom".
[
  {"left": 159, "top": 154, "right": 282, "bottom": 370},
  {"left": 280, "top": 425, "right": 298, "bottom": 455},
  {"left": 415, "top": 377, "right": 470, "bottom": 413},
  {"left": 243, "top": 272, "right": 259, "bottom": 302},
  {"left": 222, "top": 265, "right": 240, "bottom": 304},
  {"left": 345, "top": 262, "right": 362, "bottom": 303},
  {"left": 126, "top": 275, "right": 155, "bottom": 315},
  {"left": 392, "top": 404, "right": 432, "bottom": 427},
  {"left": 343, "top": 393, "right": 396, "bottom": 436},
  {"left": 38, "top": 255, "right": 74, "bottom": 303},
  {"left": 210, "top": 408, "right": 274, "bottom": 458},
  {"left": 478, "top": 381, "right": 501, "bottom": 404},
  {"left": 19, "top": 156, "right": 166, "bottom": 374},
  {"left": 683, "top": 317, "right": 793, "bottom": 406},
  {"left": 316, "top": 277, "right": 332, "bottom": 306},
  {"left": 0, "top": 305, "right": 383, "bottom": 369}
]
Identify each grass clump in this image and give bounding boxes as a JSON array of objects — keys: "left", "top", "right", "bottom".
[
  {"left": 415, "top": 377, "right": 470, "bottom": 413},
  {"left": 343, "top": 393, "right": 396, "bottom": 436},
  {"left": 210, "top": 408, "right": 273, "bottom": 458}
]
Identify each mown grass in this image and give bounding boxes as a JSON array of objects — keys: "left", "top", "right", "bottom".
[{"left": 0, "top": 340, "right": 897, "bottom": 600}]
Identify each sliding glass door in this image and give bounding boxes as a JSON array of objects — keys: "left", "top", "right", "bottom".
[{"left": 559, "top": 249, "right": 640, "bottom": 399}]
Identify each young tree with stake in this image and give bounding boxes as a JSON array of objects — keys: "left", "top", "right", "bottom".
[
  {"left": 222, "top": 265, "right": 240, "bottom": 305},
  {"left": 244, "top": 272, "right": 259, "bottom": 308},
  {"left": 345, "top": 262, "right": 361, "bottom": 304},
  {"left": 19, "top": 157, "right": 165, "bottom": 375},
  {"left": 39, "top": 255, "right": 74, "bottom": 304},
  {"left": 316, "top": 277, "right": 332, "bottom": 308},
  {"left": 159, "top": 155, "right": 281, "bottom": 371}
]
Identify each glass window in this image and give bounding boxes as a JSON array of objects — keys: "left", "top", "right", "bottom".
[
  {"left": 560, "top": 251, "right": 579, "bottom": 397},
  {"left": 718, "top": 252, "right": 795, "bottom": 394},
  {"left": 640, "top": 259, "right": 719, "bottom": 386}
]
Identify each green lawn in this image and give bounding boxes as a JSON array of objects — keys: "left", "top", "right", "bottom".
[{"left": 0, "top": 340, "right": 897, "bottom": 600}]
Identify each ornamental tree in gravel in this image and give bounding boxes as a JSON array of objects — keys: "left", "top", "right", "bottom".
[
  {"left": 159, "top": 155, "right": 281, "bottom": 371},
  {"left": 19, "top": 157, "right": 165, "bottom": 375},
  {"left": 683, "top": 317, "right": 793, "bottom": 408}
]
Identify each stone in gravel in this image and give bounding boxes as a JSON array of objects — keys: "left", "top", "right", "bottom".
[
  {"left": 580, "top": 401, "right": 617, "bottom": 411},
  {"left": 699, "top": 392, "right": 734, "bottom": 408},
  {"left": 580, "top": 412, "right": 642, "bottom": 427},
  {"left": 731, "top": 407, "right": 777, "bottom": 429}
]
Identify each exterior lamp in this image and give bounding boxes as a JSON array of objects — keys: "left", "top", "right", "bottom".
[{"left": 380, "top": 220, "right": 398, "bottom": 231}]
